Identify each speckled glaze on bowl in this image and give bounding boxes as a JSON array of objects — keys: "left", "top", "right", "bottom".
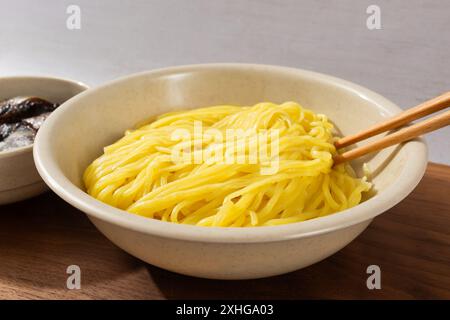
[
  {"left": 33, "top": 64, "right": 427, "bottom": 279},
  {"left": 0, "top": 76, "right": 88, "bottom": 205}
]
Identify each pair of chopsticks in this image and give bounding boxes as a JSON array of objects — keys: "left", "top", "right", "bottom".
[{"left": 333, "top": 91, "right": 450, "bottom": 165}]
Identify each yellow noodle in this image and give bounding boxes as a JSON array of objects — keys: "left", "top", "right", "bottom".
[{"left": 84, "top": 102, "right": 371, "bottom": 227}]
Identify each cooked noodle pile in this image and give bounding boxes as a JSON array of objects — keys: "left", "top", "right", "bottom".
[{"left": 84, "top": 102, "right": 371, "bottom": 227}]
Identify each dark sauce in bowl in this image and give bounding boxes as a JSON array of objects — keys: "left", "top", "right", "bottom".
[{"left": 0, "top": 97, "right": 59, "bottom": 152}]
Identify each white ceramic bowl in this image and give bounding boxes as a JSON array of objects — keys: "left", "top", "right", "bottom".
[
  {"left": 33, "top": 64, "right": 427, "bottom": 279},
  {"left": 0, "top": 76, "right": 88, "bottom": 205}
]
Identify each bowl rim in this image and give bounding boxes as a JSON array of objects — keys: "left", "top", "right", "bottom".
[
  {"left": 33, "top": 63, "right": 428, "bottom": 243},
  {"left": 0, "top": 75, "right": 89, "bottom": 159}
]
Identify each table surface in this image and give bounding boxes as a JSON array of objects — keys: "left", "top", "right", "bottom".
[
  {"left": 0, "top": 162, "right": 448, "bottom": 299},
  {"left": 0, "top": 0, "right": 449, "bottom": 164}
]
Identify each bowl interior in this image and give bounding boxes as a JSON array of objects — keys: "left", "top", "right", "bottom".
[
  {"left": 34, "top": 65, "right": 427, "bottom": 240},
  {"left": 0, "top": 76, "right": 87, "bottom": 104},
  {"left": 0, "top": 76, "right": 88, "bottom": 159}
]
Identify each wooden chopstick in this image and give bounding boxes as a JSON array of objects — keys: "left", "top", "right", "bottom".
[
  {"left": 333, "top": 109, "right": 450, "bottom": 165},
  {"left": 334, "top": 91, "right": 450, "bottom": 149}
]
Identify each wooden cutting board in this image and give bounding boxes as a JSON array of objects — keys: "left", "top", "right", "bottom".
[{"left": 0, "top": 163, "right": 448, "bottom": 299}]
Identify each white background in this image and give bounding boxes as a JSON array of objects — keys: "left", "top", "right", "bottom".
[{"left": 1, "top": 0, "right": 448, "bottom": 164}]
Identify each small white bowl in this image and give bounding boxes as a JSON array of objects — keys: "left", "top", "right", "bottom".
[
  {"left": 33, "top": 64, "right": 427, "bottom": 279},
  {"left": 0, "top": 76, "right": 88, "bottom": 205}
]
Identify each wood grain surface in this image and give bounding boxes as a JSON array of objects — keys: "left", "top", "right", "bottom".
[{"left": 0, "top": 163, "right": 449, "bottom": 300}]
